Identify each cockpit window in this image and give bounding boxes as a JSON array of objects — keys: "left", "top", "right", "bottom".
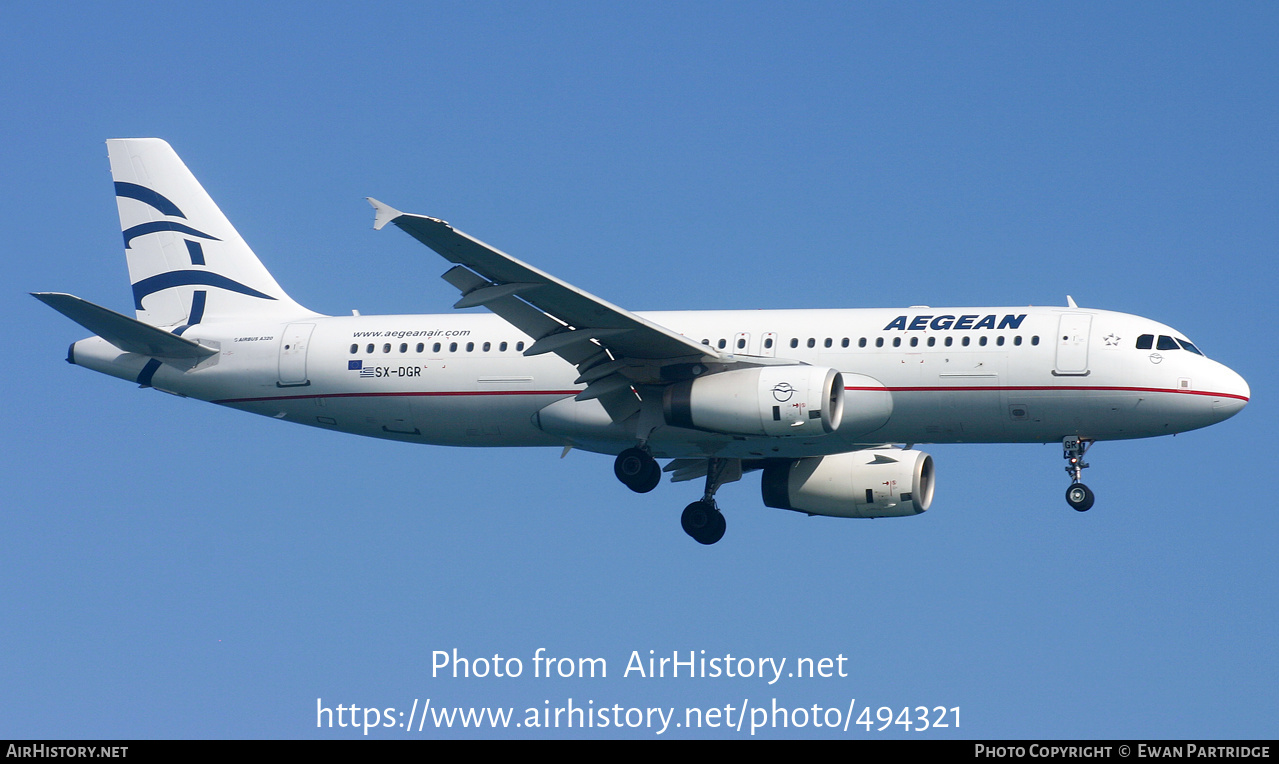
[
  {"left": 1177, "top": 338, "right": 1203, "bottom": 356},
  {"left": 1136, "top": 334, "right": 1154, "bottom": 350},
  {"left": 1156, "top": 335, "right": 1180, "bottom": 351}
]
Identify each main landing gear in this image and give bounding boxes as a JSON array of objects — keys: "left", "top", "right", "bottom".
[
  {"left": 612, "top": 449, "right": 729, "bottom": 545},
  {"left": 614, "top": 447, "right": 660, "bottom": 493},
  {"left": 681, "top": 458, "right": 731, "bottom": 545},
  {"left": 681, "top": 500, "right": 725, "bottom": 546},
  {"left": 1063, "top": 436, "right": 1095, "bottom": 512}
]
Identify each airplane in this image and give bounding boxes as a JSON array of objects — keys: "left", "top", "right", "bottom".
[{"left": 35, "top": 139, "right": 1250, "bottom": 544}]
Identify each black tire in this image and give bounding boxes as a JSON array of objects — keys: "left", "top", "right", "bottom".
[
  {"left": 681, "top": 501, "right": 725, "bottom": 545},
  {"left": 632, "top": 458, "right": 661, "bottom": 494},
  {"left": 705, "top": 509, "right": 726, "bottom": 544},
  {"left": 614, "top": 448, "right": 654, "bottom": 490},
  {"left": 1066, "top": 483, "right": 1095, "bottom": 512}
]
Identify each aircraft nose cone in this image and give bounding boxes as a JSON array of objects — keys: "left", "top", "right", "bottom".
[{"left": 1211, "top": 366, "right": 1249, "bottom": 421}]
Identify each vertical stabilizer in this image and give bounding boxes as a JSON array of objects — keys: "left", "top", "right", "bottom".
[{"left": 108, "top": 139, "right": 316, "bottom": 327}]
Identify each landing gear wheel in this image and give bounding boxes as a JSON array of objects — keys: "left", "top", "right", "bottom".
[
  {"left": 634, "top": 458, "right": 661, "bottom": 493},
  {"left": 614, "top": 448, "right": 659, "bottom": 493},
  {"left": 681, "top": 500, "right": 726, "bottom": 545},
  {"left": 1062, "top": 437, "right": 1096, "bottom": 513},
  {"left": 1066, "top": 483, "right": 1095, "bottom": 512}
]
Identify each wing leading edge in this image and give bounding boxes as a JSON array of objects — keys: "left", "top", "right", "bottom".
[
  {"left": 368, "top": 199, "right": 735, "bottom": 419},
  {"left": 368, "top": 199, "right": 717, "bottom": 360}
]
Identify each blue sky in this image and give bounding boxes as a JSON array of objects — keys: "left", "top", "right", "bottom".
[{"left": 2, "top": 2, "right": 1275, "bottom": 739}]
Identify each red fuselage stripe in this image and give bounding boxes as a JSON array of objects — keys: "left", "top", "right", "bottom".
[
  {"left": 214, "top": 385, "right": 1248, "bottom": 405},
  {"left": 215, "top": 389, "right": 582, "bottom": 404},
  {"left": 847, "top": 385, "right": 1249, "bottom": 401}
]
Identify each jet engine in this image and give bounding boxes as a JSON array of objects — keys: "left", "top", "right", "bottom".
[
  {"left": 663, "top": 365, "right": 844, "bottom": 437},
  {"left": 761, "top": 448, "right": 935, "bottom": 518}
]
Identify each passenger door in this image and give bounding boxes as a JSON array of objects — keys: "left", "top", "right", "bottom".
[
  {"left": 278, "top": 323, "right": 315, "bottom": 386},
  {"left": 1054, "top": 313, "right": 1091, "bottom": 376}
]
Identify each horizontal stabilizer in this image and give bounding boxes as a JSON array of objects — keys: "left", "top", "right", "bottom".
[{"left": 32, "top": 293, "right": 217, "bottom": 360}]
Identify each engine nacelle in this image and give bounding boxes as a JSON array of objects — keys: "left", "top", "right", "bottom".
[
  {"left": 761, "top": 448, "right": 935, "bottom": 518},
  {"left": 664, "top": 366, "right": 844, "bottom": 437}
]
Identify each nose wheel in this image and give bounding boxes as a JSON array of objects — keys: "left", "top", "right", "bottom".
[
  {"left": 1065, "top": 483, "right": 1094, "bottom": 512},
  {"left": 1063, "top": 437, "right": 1095, "bottom": 512}
]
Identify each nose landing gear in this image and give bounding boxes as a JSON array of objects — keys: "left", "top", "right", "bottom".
[{"left": 1063, "top": 436, "right": 1095, "bottom": 512}]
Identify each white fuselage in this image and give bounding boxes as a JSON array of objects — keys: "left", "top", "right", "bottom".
[
  {"left": 69, "top": 305, "right": 1250, "bottom": 460},
  {"left": 42, "top": 138, "right": 1251, "bottom": 539}
]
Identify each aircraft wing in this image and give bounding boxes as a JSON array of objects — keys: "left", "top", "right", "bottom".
[
  {"left": 369, "top": 199, "right": 735, "bottom": 419},
  {"left": 369, "top": 199, "right": 718, "bottom": 363}
]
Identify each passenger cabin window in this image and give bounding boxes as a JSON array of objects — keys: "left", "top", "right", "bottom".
[
  {"left": 366, "top": 344, "right": 374, "bottom": 354},
  {"left": 416, "top": 343, "right": 424, "bottom": 352},
  {"left": 764, "top": 338, "right": 774, "bottom": 349},
  {"left": 383, "top": 343, "right": 391, "bottom": 353},
  {"left": 500, "top": 341, "right": 508, "bottom": 351},
  {"left": 875, "top": 338, "right": 884, "bottom": 348},
  {"left": 400, "top": 343, "right": 408, "bottom": 353},
  {"left": 841, "top": 338, "right": 849, "bottom": 348},
  {"left": 790, "top": 338, "right": 799, "bottom": 348},
  {"left": 433, "top": 342, "right": 441, "bottom": 353},
  {"left": 349, "top": 344, "right": 358, "bottom": 354},
  {"left": 858, "top": 338, "right": 867, "bottom": 348},
  {"left": 737, "top": 338, "right": 746, "bottom": 350}
]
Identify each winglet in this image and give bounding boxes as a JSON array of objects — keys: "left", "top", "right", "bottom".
[
  {"left": 1066, "top": 295, "right": 1078, "bottom": 308},
  {"left": 366, "top": 197, "right": 403, "bottom": 231}
]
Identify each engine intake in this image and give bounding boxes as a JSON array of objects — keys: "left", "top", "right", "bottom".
[
  {"left": 761, "top": 448, "right": 935, "bottom": 518},
  {"left": 664, "top": 366, "right": 844, "bottom": 437}
]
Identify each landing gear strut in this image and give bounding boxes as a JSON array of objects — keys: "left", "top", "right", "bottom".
[
  {"left": 681, "top": 458, "right": 730, "bottom": 545},
  {"left": 614, "top": 447, "right": 660, "bottom": 493},
  {"left": 1063, "top": 436, "right": 1095, "bottom": 512}
]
